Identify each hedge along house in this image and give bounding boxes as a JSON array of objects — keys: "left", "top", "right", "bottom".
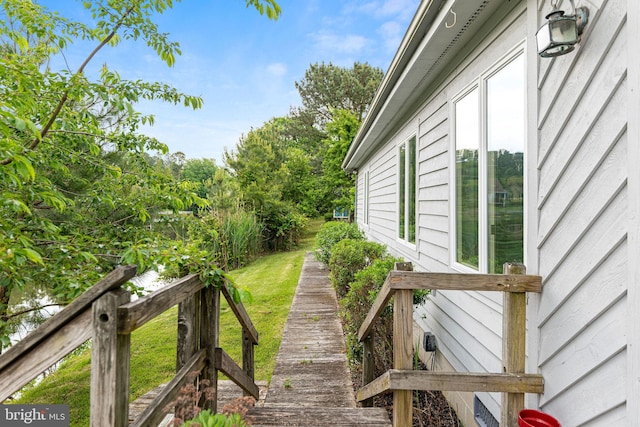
[{"left": 343, "top": 0, "right": 639, "bottom": 426}]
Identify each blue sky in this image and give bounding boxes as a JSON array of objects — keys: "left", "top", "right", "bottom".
[{"left": 41, "top": 0, "right": 420, "bottom": 161}]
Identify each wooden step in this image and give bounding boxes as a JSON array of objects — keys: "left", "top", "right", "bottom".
[{"left": 246, "top": 406, "right": 391, "bottom": 426}]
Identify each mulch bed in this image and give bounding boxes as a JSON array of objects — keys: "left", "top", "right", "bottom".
[{"left": 350, "top": 363, "right": 462, "bottom": 427}]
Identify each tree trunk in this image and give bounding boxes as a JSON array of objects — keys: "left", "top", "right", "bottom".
[{"left": 0, "top": 283, "right": 12, "bottom": 355}]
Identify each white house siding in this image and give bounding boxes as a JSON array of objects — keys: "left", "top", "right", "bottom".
[
  {"left": 354, "top": 4, "right": 529, "bottom": 422},
  {"left": 533, "top": 0, "right": 629, "bottom": 424},
  {"left": 351, "top": 0, "right": 635, "bottom": 424}
]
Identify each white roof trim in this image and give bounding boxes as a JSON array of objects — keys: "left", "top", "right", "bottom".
[{"left": 343, "top": 0, "right": 505, "bottom": 172}]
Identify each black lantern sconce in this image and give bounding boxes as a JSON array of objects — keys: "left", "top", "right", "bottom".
[{"left": 536, "top": 0, "right": 589, "bottom": 57}]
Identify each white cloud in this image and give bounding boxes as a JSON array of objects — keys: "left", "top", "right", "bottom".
[
  {"left": 266, "top": 62, "right": 288, "bottom": 77},
  {"left": 343, "top": 0, "right": 418, "bottom": 20},
  {"left": 311, "top": 31, "right": 370, "bottom": 54},
  {"left": 378, "top": 20, "right": 405, "bottom": 52},
  {"left": 377, "top": 0, "right": 419, "bottom": 20}
]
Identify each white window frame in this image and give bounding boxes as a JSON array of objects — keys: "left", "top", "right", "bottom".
[
  {"left": 363, "top": 170, "right": 370, "bottom": 226},
  {"left": 398, "top": 134, "right": 417, "bottom": 247},
  {"left": 450, "top": 44, "right": 526, "bottom": 274}
]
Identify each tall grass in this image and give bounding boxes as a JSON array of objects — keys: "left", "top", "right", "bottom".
[
  {"left": 216, "top": 209, "right": 263, "bottom": 270},
  {"left": 188, "top": 208, "right": 263, "bottom": 271}
]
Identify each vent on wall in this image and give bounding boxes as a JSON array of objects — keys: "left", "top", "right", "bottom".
[{"left": 474, "top": 395, "right": 499, "bottom": 427}]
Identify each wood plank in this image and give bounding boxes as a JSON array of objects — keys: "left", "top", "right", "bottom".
[
  {"left": 241, "top": 328, "right": 255, "bottom": 396},
  {"left": 247, "top": 407, "right": 391, "bottom": 426},
  {"left": 200, "top": 286, "right": 220, "bottom": 412},
  {"left": 357, "top": 370, "right": 544, "bottom": 402},
  {"left": 356, "top": 371, "right": 391, "bottom": 402},
  {"left": 0, "top": 265, "right": 136, "bottom": 371},
  {"left": 362, "top": 334, "right": 375, "bottom": 407},
  {"left": 176, "top": 293, "right": 199, "bottom": 372},
  {"left": 501, "top": 263, "right": 527, "bottom": 426},
  {"left": 91, "top": 289, "right": 131, "bottom": 427},
  {"left": 392, "top": 289, "right": 413, "bottom": 427},
  {"left": 390, "top": 370, "right": 544, "bottom": 393},
  {"left": 130, "top": 350, "right": 206, "bottom": 427},
  {"left": 214, "top": 348, "right": 259, "bottom": 399},
  {"left": 118, "top": 274, "right": 202, "bottom": 334},
  {"left": 221, "top": 283, "right": 258, "bottom": 344},
  {"left": 388, "top": 270, "right": 542, "bottom": 292},
  {"left": 0, "top": 308, "right": 92, "bottom": 401},
  {"left": 357, "top": 275, "right": 394, "bottom": 341}
]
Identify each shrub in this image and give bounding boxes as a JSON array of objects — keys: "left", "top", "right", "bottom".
[
  {"left": 340, "top": 258, "right": 431, "bottom": 375},
  {"left": 179, "top": 410, "right": 250, "bottom": 427},
  {"left": 315, "top": 221, "right": 364, "bottom": 265},
  {"left": 341, "top": 257, "right": 400, "bottom": 370},
  {"left": 328, "top": 239, "right": 386, "bottom": 298}
]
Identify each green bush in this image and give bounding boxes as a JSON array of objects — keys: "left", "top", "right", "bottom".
[
  {"left": 341, "top": 257, "right": 400, "bottom": 370},
  {"left": 340, "top": 258, "right": 430, "bottom": 375},
  {"left": 179, "top": 410, "right": 250, "bottom": 427},
  {"left": 315, "top": 221, "right": 364, "bottom": 265},
  {"left": 328, "top": 239, "right": 386, "bottom": 298}
]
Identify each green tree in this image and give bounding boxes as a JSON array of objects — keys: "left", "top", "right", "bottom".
[
  {"left": 224, "top": 121, "right": 307, "bottom": 250},
  {"left": 294, "top": 62, "right": 383, "bottom": 127},
  {"left": 0, "top": 0, "right": 281, "bottom": 349},
  {"left": 181, "top": 158, "right": 218, "bottom": 199},
  {"left": 319, "top": 109, "right": 359, "bottom": 215}
]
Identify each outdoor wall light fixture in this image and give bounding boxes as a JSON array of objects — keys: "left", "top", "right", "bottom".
[{"left": 536, "top": 0, "right": 589, "bottom": 57}]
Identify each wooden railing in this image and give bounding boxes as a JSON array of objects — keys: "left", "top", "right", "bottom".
[
  {"left": 357, "top": 263, "right": 544, "bottom": 427},
  {"left": 0, "top": 265, "right": 259, "bottom": 427}
]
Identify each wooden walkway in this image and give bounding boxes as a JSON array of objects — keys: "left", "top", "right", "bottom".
[
  {"left": 130, "top": 252, "right": 390, "bottom": 426},
  {"left": 246, "top": 252, "right": 390, "bottom": 426}
]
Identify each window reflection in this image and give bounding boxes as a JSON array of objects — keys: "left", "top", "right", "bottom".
[
  {"left": 487, "top": 55, "right": 524, "bottom": 273},
  {"left": 455, "top": 88, "right": 479, "bottom": 269}
]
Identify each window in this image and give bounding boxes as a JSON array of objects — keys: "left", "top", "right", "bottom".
[
  {"left": 399, "top": 136, "right": 417, "bottom": 244},
  {"left": 453, "top": 50, "right": 525, "bottom": 273},
  {"left": 363, "top": 171, "right": 370, "bottom": 225}
]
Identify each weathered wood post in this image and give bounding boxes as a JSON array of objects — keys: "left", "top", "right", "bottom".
[
  {"left": 91, "top": 288, "right": 131, "bottom": 427},
  {"left": 501, "top": 262, "right": 527, "bottom": 426},
  {"left": 200, "top": 285, "right": 221, "bottom": 412},
  {"left": 242, "top": 328, "right": 255, "bottom": 396},
  {"left": 392, "top": 262, "right": 413, "bottom": 427},
  {"left": 177, "top": 292, "right": 200, "bottom": 371},
  {"left": 176, "top": 291, "right": 201, "bottom": 419},
  {"left": 362, "top": 333, "right": 375, "bottom": 407}
]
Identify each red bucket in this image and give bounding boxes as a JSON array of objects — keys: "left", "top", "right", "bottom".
[{"left": 518, "top": 409, "right": 561, "bottom": 427}]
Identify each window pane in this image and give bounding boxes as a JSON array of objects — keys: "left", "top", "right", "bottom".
[
  {"left": 487, "top": 54, "right": 524, "bottom": 273},
  {"left": 455, "top": 89, "right": 479, "bottom": 269},
  {"left": 399, "top": 143, "right": 406, "bottom": 239},
  {"left": 364, "top": 171, "right": 369, "bottom": 225},
  {"left": 408, "top": 136, "right": 417, "bottom": 243}
]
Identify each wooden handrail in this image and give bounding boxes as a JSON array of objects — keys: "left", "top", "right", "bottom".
[
  {"left": 130, "top": 349, "right": 207, "bottom": 427},
  {"left": 386, "top": 270, "right": 542, "bottom": 292},
  {"left": 0, "top": 265, "right": 260, "bottom": 427},
  {"left": 0, "top": 265, "right": 137, "bottom": 372},
  {"left": 357, "top": 370, "right": 544, "bottom": 402},
  {"left": 356, "top": 263, "right": 544, "bottom": 427},
  {"left": 221, "top": 284, "right": 259, "bottom": 345},
  {"left": 358, "top": 270, "right": 542, "bottom": 341},
  {"left": 0, "top": 265, "right": 137, "bottom": 402},
  {"left": 118, "top": 274, "right": 202, "bottom": 334}
]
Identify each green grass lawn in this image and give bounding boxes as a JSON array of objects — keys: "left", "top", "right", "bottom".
[{"left": 14, "top": 218, "right": 323, "bottom": 427}]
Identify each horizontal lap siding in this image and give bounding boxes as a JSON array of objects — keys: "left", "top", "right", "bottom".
[
  {"left": 412, "top": 8, "right": 528, "bottom": 419},
  {"left": 365, "top": 141, "right": 398, "bottom": 245},
  {"left": 535, "top": 0, "right": 628, "bottom": 423}
]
